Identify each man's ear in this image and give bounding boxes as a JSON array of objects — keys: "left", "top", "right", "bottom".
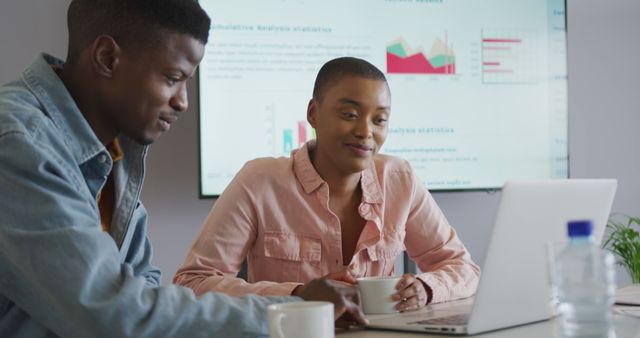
[
  {"left": 90, "top": 35, "right": 121, "bottom": 78},
  {"left": 307, "top": 98, "right": 318, "bottom": 128}
]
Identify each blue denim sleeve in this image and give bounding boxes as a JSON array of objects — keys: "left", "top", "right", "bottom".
[
  {"left": 0, "top": 131, "right": 297, "bottom": 337},
  {"left": 124, "top": 202, "right": 162, "bottom": 286}
]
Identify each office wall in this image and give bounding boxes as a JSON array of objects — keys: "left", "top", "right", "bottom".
[
  {"left": 0, "top": 0, "right": 69, "bottom": 82},
  {"left": 1, "top": 0, "right": 638, "bottom": 286}
]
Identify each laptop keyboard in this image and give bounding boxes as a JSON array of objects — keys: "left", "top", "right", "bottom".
[{"left": 409, "top": 313, "right": 470, "bottom": 326}]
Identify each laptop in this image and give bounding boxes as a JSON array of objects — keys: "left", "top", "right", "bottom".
[{"left": 365, "top": 179, "right": 618, "bottom": 335}]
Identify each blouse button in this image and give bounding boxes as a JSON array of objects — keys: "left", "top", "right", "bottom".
[
  {"left": 97, "top": 154, "right": 107, "bottom": 163},
  {"left": 359, "top": 205, "right": 370, "bottom": 214}
]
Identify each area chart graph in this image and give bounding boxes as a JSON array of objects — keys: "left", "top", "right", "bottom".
[{"left": 386, "top": 34, "right": 456, "bottom": 75}]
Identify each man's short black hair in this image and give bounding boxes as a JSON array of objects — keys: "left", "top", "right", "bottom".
[
  {"left": 66, "top": 0, "right": 211, "bottom": 63},
  {"left": 312, "top": 57, "right": 388, "bottom": 102}
]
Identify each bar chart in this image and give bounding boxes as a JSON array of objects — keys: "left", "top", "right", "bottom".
[{"left": 481, "top": 29, "right": 538, "bottom": 84}]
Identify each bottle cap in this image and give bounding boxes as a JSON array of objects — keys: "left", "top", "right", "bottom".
[{"left": 567, "top": 220, "right": 593, "bottom": 238}]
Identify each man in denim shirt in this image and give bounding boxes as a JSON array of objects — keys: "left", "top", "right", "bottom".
[{"left": 0, "top": 1, "right": 365, "bottom": 337}]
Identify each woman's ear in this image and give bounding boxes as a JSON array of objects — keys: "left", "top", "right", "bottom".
[{"left": 307, "top": 98, "right": 318, "bottom": 128}]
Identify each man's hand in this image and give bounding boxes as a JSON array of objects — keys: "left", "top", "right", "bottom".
[
  {"left": 324, "top": 269, "right": 357, "bottom": 284},
  {"left": 391, "top": 273, "right": 432, "bottom": 312},
  {"left": 299, "top": 278, "right": 368, "bottom": 327},
  {"left": 291, "top": 269, "right": 356, "bottom": 297}
]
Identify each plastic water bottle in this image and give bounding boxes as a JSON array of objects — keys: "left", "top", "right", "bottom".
[{"left": 554, "top": 220, "right": 616, "bottom": 337}]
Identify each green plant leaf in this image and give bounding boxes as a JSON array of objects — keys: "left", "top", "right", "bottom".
[{"left": 603, "top": 214, "right": 640, "bottom": 283}]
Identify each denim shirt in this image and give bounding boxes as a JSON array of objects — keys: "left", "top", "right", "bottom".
[{"left": 0, "top": 54, "right": 297, "bottom": 338}]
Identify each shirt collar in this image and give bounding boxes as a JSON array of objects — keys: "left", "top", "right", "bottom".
[
  {"left": 292, "top": 140, "right": 384, "bottom": 204},
  {"left": 21, "top": 53, "right": 106, "bottom": 165},
  {"left": 361, "top": 162, "right": 384, "bottom": 204},
  {"left": 292, "top": 141, "right": 325, "bottom": 194}
]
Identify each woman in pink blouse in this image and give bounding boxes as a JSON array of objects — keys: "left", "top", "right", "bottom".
[{"left": 174, "top": 57, "right": 480, "bottom": 312}]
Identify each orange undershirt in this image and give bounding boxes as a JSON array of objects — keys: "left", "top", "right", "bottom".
[{"left": 96, "top": 140, "right": 123, "bottom": 232}]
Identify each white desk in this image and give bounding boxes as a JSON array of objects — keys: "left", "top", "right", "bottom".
[{"left": 337, "top": 311, "right": 640, "bottom": 338}]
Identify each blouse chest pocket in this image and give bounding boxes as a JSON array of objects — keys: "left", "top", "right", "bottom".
[
  {"left": 366, "top": 240, "right": 404, "bottom": 261},
  {"left": 264, "top": 232, "right": 322, "bottom": 262},
  {"left": 365, "top": 238, "right": 404, "bottom": 276},
  {"left": 262, "top": 232, "right": 322, "bottom": 283}
]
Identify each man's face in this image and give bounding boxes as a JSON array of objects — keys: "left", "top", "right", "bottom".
[
  {"left": 107, "top": 33, "right": 205, "bottom": 145},
  {"left": 308, "top": 75, "right": 391, "bottom": 175}
]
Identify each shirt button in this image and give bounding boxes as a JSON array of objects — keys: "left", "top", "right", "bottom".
[
  {"left": 359, "top": 205, "right": 370, "bottom": 213},
  {"left": 97, "top": 154, "right": 107, "bottom": 163}
]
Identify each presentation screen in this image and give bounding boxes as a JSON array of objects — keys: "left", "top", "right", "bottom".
[{"left": 198, "top": 0, "right": 568, "bottom": 197}]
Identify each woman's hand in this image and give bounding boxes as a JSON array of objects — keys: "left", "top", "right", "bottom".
[{"left": 391, "top": 273, "right": 431, "bottom": 312}]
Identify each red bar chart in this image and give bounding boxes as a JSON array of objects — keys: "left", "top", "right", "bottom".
[
  {"left": 297, "top": 121, "right": 307, "bottom": 147},
  {"left": 481, "top": 29, "right": 537, "bottom": 84}
]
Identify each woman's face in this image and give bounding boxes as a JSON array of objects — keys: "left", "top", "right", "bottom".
[{"left": 307, "top": 75, "right": 391, "bottom": 175}]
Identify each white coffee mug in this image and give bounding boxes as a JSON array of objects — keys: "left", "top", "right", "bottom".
[
  {"left": 357, "top": 276, "right": 401, "bottom": 314},
  {"left": 267, "top": 301, "right": 334, "bottom": 338}
]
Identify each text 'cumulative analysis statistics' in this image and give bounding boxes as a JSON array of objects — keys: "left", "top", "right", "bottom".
[{"left": 198, "top": 0, "right": 568, "bottom": 196}]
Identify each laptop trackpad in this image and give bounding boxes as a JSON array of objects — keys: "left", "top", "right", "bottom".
[
  {"left": 366, "top": 297, "right": 474, "bottom": 326},
  {"left": 409, "top": 313, "right": 471, "bottom": 326}
]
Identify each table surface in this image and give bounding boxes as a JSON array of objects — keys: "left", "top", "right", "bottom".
[{"left": 336, "top": 307, "right": 640, "bottom": 338}]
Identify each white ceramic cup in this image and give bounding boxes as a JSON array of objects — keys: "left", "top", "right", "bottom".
[
  {"left": 357, "top": 276, "right": 402, "bottom": 314},
  {"left": 267, "top": 301, "right": 334, "bottom": 338}
]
